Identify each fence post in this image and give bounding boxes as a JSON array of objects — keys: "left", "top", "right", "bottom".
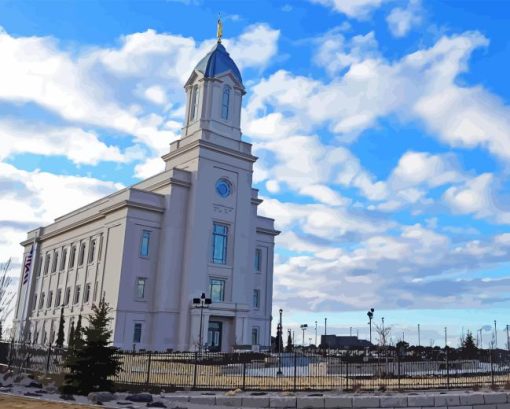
[
  {"left": 293, "top": 352, "right": 297, "bottom": 392},
  {"left": 445, "top": 347, "right": 450, "bottom": 390},
  {"left": 345, "top": 359, "right": 349, "bottom": 390},
  {"left": 193, "top": 352, "right": 198, "bottom": 390},
  {"left": 397, "top": 352, "right": 401, "bottom": 391},
  {"left": 490, "top": 349, "right": 495, "bottom": 387},
  {"left": 242, "top": 361, "right": 246, "bottom": 391},
  {"left": 45, "top": 345, "right": 52, "bottom": 374},
  {"left": 145, "top": 352, "right": 152, "bottom": 386}
]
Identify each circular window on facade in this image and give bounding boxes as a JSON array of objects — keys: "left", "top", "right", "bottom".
[{"left": 215, "top": 178, "right": 232, "bottom": 198}]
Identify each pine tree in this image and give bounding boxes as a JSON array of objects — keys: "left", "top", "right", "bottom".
[
  {"left": 461, "top": 330, "right": 477, "bottom": 358},
  {"left": 68, "top": 321, "right": 75, "bottom": 348},
  {"left": 55, "top": 308, "right": 65, "bottom": 348},
  {"left": 61, "top": 298, "right": 121, "bottom": 394},
  {"left": 285, "top": 331, "right": 293, "bottom": 352},
  {"left": 73, "top": 315, "right": 83, "bottom": 347}
]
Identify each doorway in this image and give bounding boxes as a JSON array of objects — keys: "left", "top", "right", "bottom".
[{"left": 207, "top": 321, "right": 222, "bottom": 352}]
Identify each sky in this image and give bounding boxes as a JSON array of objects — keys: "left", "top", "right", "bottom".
[{"left": 0, "top": 0, "right": 509, "bottom": 348}]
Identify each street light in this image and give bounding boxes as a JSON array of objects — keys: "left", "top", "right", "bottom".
[
  {"left": 192, "top": 292, "right": 211, "bottom": 355},
  {"left": 367, "top": 308, "right": 374, "bottom": 345},
  {"left": 277, "top": 308, "right": 283, "bottom": 375},
  {"left": 300, "top": 324, "right": 308, "bottom": 346},
  {"left": 315, "top": 321, "right": 318, "bottom": 346}
]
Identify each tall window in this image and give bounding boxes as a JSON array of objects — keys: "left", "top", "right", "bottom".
[
  {"left": 253, "top": 289, "right": 260, "bottom": 308},
  {"left": 78, "top": 243, "right": 86, "bottom": 266},
  {"left": 84, "top": 283, "right": 91, "bottom": 303},
  {"left": 209, "top": 278, "right": 225, "bottom": 302},
  {"left": 47, "top": 291, "right": 53, "bottom": 308},
  {"left": 221, "top": 86, "right": 230, "bottom": 120},
  {"left": 39, "top": 293, "right": 45, "bottom": 309},
  {"left": 88, "top": 240, "right": 96, "bottom": 263},
  {"left": 140, "top": 231, "right": 151, "bottom": 257},
  {"left": 74, "top": 286, "right": 81, "bottom": 304},
  {"left": 55, "top": 289, "right": 62, "bottom": 307},
  {"left": 60, "top": 249, "right": 67, "bottom": 271},
  {"left": 36, "top": 257, "right": 42, "bottom": 277},
  {"left": 69, "top": 245, "right": 76, "bottom": 268},
  {"left": 190, "top": 85, "right": 199, "bottom": 121},
  {"left": 211, "top": 223, "right": 228, "bottom": 264},
  {"left": 133, "top": 323, "right": 142, "bottom": 343},
  {"left": 136, "top": 278, "right": 147, "bottom": 299},
  {"left": 33, "top": 295, "right": 37, "bottom": 311},
  {"left": 254, "top": 248, "right": 262, "bottom": 272},
  {"left": 51, "top": 252, "right": 58, "bottom": 273},
  {"left": 251, "top": 327, "right": 259, "bottom": 345},
  {"left": 64, "top": 287, "right": 71, "bottom": 306},
  {"left": 44, "top": 254, "right": 50, "bottom": 275}
]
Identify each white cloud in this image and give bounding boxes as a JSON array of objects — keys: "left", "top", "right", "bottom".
[
  {"left": 310, "top": 0, "right": 386, "bottom": 19},
  {"left": 0, "top": 120, "right": 137, "bottom": 165},
  {"left": 386, "top": 0, "right": 422, "bottom": 38}
]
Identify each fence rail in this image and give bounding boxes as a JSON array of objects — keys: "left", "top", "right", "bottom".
[{"left": 1, "top": 342, "right": 509, "bottom": 391}]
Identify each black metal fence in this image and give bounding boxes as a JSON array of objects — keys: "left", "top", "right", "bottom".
[{"left": 2, "top": 342, "right": 510, "bottom": 391}]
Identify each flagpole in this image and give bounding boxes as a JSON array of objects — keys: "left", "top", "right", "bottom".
[{"left": 19, "top": 242, "right": 37, "bottom": 342}]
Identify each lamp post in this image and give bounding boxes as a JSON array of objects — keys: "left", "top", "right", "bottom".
[
  {"left": 277, "top": 308, "right": 283, "bottom": 375},
  {"left": 367, "top": 308, "right": 374, "bottom": 345},
  {"left": 315, "top": 321, "right": 318, "bottom": 346},
  {"left": 418, "top": 323, "right": 421, "bottom": 347},
  {"left": 300, "top": 324, "right": 308, "bottom": 346},
  {"left": 494, "top": 320, "right": 497, "bottom": 349},
  {"left": 506, "top": 325, "right": 509, "bottom": 351},
  {"left": 192, "top": 292, "right": 211, "bottom": 355}
]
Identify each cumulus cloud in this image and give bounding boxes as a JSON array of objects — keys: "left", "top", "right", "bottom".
[
  {"left": 386, "top": 0, "right": 423, "bottom": 38},
  {"left": 310, "top": 0, "right": 386, "bottom": 19}
]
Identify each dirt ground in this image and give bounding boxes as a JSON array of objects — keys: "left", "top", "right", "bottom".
[{"left": 0, "top": 395, "right": 96, "bottom": 409}]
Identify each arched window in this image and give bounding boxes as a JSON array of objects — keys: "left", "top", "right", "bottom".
[
  {"left": 78, "top": 243, "right": 86, "bottom": 266},
  {"left": 69, "top": 245, "right": 76, "bottom": 268},
  {"left": 60, "top": 248, "right": 67, "bottom": 271},
  {"left": 221, "top": 86, "right": 230, "bottom": 120},
  {"left": 190, "top": 85, "right": 199, "bottom": 121}
]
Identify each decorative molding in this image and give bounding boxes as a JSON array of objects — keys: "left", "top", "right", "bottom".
[{"left": 213, "top": 204, "right": 234, "bottom": 215}]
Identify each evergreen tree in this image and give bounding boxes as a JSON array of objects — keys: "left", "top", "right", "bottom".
[
  {"left": 55, "top": 308, "right": 65, "bottom": 348},
  {"left": 68, "top": 321, "right": 75, "bottom": 348},
  {"left": 73, "top": 315, "right": 83, "bottom": 347},
  {"left": 461, "top": 331, "right": 478, "bottom": 358},
  {"left": 61, "top": 298, "right": 121, "bottom": 394},
  {"left": 285, "top": 331, "right": 293, "bottom": 352}
]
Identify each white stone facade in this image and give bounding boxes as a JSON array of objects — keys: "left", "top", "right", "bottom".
[{"left": 12, "top": 41, "right": 279, "bottom": 352}]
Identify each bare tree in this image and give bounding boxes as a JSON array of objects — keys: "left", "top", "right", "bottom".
[
  {"left": 374, "top": 323, "right": 392, "bottom": 348},
  {"left": 0, "top": 259, "right": 16, "bottom": 340}
]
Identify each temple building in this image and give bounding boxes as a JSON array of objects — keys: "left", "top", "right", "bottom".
[{"left": 12, "top": 29, "right": 279, "bottom": 352}]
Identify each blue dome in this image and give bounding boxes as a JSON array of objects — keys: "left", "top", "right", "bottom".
[{"left": 194, "top": 42, "right": 243, "bottom": 84}]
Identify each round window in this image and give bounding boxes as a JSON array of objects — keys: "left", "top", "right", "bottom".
[{"left": 215, "top": 178, "right": 232, "bottom": 198}]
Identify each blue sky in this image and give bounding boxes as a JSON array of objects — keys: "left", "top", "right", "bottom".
[{"left": 1, "top": 0, "right": 510, "bottom": 347}]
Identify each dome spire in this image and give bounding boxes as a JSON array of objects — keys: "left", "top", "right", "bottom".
[{"left": 216, "top": 15, "right": 223, "bottom": 43}]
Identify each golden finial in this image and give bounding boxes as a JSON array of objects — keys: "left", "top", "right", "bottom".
[{"left": 217, "top": 15, "right": 223, "bottom": 43}]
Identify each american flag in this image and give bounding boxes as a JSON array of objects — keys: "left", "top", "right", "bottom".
[{"left": 22, "top": 245, "right": 34, "bottom": 286}]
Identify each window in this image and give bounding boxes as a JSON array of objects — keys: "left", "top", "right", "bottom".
[
  {"left": 251, "top": 327, "right": 259, "bottom": 345},
  {"left": 253, "top": 289, "right": 260, "bottom": 308},
  {"left": 88, "top": 240, "right": 96, "bottom": 263},
  {"left": 209, "top": 279, "right": 225, "bottom": 302},
  {"left": 69, "top": 246, "right": 76, "bottom": 268},
  {"left": 60, "top": 249, "right": 67, "bottom": 271},
  {"left": 254, "top": 248, "right": 262, "bottom": 272},
  {"left": 140, "top": 231, "right": 151, "bottom": 257},
  {"left": 47, "top": 291, "right": 53, "bottom": 308},
  {"left": 33, "top": 295, "right": 37, "bottom": 311},
  {"left": 221, "top": 86, "right": 230, "bottom": 120},
  {"left": 44, "top": 254, "right": 50, "bottom": 275},
  {"left": 84, "top": 283, "right": 91, "bottom": 303},
  {"left": 39, "top": 293, "right": 45, "bottom": 309},
  {"left": 190, "top": 85, "right": 199, "bottom": 121},
  {"left": 64, "top": 287, "right": 71, "bottom": 306},
  {"left": 133, "top": 323, "right": 142, "bottom": 343},
  {"left": 36, "top": 257, "right": 42, "bottom": 277},
  {"left": 51, "top": 252, "right": 58, "bottom": 273},
  {"left": 211, "top": 223, "right": 228, "bottom": 264},
  {"left": 55, "top": 289, "right": 62, "bottom": 307},
  {"left": 73, "top": 286, "right": 81, "bottom": 304},
  {"left": 93, "top": 281, "right": 98, "bottom": 301},
  {"left": 136, "top": 278, "right": 147, "bottom": 299},
  {"left": 78, "top": 243, "right": 86, "bottom": 266}
]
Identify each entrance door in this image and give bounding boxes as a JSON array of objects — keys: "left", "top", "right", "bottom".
[{"left": 207, "top": 321, "right": 222, "bottom": 352}]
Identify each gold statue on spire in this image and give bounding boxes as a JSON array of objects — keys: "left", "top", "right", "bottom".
[{"left": 217, "top": 15, "right": 223, "bottom": 43}]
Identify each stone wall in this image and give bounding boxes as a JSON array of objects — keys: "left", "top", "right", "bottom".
[{"left": 165, "top": 390, "right": 510, "bottom": 409}]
